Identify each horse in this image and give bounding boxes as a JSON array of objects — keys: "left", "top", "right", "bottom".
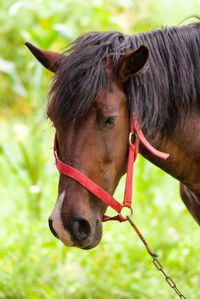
[{"left": 25, "top": 22, "right": 200, "bottom": 250}]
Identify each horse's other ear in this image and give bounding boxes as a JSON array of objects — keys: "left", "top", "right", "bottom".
[
  {"left": 25, "top": 42, "right": 65, "bottom": 73},
  {"left": 118, "top": 45, "right": 149, "bottom": 82}
]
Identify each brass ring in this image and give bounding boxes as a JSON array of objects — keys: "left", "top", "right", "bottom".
[{"left": 120, "top": 206, "right": 133, "bottom": 218}]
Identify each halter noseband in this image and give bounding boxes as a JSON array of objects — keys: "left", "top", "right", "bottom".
[{"left": 53, "top": 118, "right": 169, "bottom": 222}]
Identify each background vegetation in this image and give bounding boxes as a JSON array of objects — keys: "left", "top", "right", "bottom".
[{"left": 0, "top": 0, "right": 200, "bottom": 298}]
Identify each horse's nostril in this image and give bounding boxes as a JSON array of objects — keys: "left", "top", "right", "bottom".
[
  {"left": 48, "top": 218, "right": 59, "bottom": 239},
  {"left": 72, "top": 219, "right": 91, "bottom": 241}
]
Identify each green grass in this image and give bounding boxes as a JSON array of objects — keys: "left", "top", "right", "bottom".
[{"left": 1, "top": 0, "right": 200, "bottom": 298}]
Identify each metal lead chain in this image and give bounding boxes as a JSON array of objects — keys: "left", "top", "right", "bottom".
[
  {"left": 152, "top": 258, "right": 186, "bottom": 298},
  {"left": 126, "top": 216, "right": 186, "bottom": 298}
]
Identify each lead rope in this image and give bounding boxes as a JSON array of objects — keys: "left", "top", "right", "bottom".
[{"left": 126, "top": 216, "right": 186, "bottom": 298}]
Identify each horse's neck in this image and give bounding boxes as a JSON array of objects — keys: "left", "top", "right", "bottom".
[{"left": 140, "top": 110, "right": 200, "bottom": 196}]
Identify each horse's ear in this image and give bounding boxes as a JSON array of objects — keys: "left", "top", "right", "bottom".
[
  {"left": 25, "top": 42, "right": 65, "bottom": 73},
  {"left": 118, "top": 45, "right": 149, "bottom": 82}
]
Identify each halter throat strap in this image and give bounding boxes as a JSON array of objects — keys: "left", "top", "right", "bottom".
[{"left": 53, "top": 119, "right": 169, "bottom": 222}]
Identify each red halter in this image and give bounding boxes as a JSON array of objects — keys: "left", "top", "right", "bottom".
[{"left": 53, "top": 118, "right": 169, "bottom": 222}]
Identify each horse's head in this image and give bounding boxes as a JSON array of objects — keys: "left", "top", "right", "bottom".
[{"left": 26, "top": 37, "right": 148, "bottom": 249}]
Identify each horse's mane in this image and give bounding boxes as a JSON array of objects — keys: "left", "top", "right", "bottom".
[{"left": 48, "top": 22, "right": 200, "bottom": 136}]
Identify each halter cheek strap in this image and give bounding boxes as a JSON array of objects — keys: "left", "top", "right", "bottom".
[{"left": 53, "top": 118, "right": 169, "bottom": 222}]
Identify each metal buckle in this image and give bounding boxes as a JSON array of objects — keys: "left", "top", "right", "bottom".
[{"left": 129, "top": 133, "right": 136, "bottom": 145}]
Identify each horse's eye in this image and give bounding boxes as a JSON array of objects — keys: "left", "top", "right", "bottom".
[{"left": 104, "top": 116, "right": 117, "bottom": 128}]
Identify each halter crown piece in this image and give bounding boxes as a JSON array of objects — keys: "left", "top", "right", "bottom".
[{"left": 53, "top": 118, "right": 169, "bottom": 222}]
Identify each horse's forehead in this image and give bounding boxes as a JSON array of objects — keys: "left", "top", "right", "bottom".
[{"left": 95, "top": 81, "right": 126, "bottom": 108}]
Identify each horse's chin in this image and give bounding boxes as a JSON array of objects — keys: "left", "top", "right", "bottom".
[{"left": 78, "top": 238, "right": 101, "bottom": 250}]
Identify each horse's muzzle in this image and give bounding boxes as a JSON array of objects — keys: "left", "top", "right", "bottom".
[{"left": 48, "top": 214, "right": 102, "bottom": 249}]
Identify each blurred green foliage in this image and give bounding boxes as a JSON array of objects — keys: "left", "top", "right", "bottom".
[{"left": 0, "top": 0, "right": 200, "bottom": 298}]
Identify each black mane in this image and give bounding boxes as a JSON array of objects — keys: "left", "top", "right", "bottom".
[{"left": 48, "top": 22, "right": 200, "bottom": 135}]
